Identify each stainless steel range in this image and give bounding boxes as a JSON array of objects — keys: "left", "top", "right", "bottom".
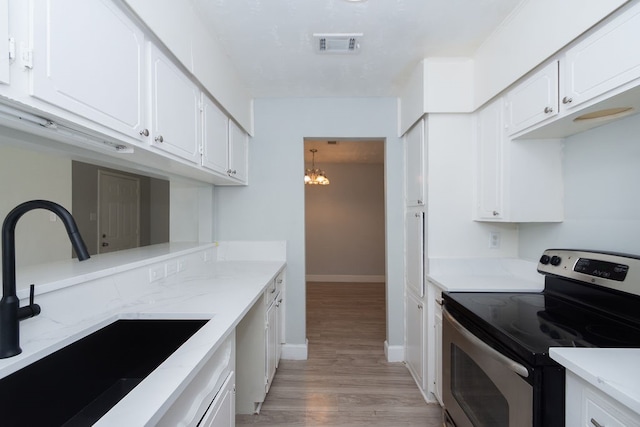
[{"left": 442, "top": 249, "right": 640, "bottom": 427}]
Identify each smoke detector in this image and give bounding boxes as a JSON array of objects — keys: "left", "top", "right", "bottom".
[{"left": 313, "top": 33, "right": 362, "bottom": 54}]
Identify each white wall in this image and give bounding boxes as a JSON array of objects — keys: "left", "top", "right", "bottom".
[
  {"left": 305, "top": 161, "right": 385, "bottom": 281},
  {"left": 0, "top": 144, "right": 72, "bottom": 269},
  {"left": 213, "top": 97, "right": 404, "bottom": 351},
  {"left": 519, "top": 113, "right": 640, "bottom": 261},
  {"left": 427, "top": 114, "right": 519, "bottom": 259}
]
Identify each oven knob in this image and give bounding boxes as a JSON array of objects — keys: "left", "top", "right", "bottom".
[
  {"left": 550, "top": 256, "right": 562, "bottom": 266},
  {"left": 539, "top": 255, "right": 551, "bottom": 265}
]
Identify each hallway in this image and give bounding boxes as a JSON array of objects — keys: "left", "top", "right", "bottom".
[{"left": 236, "top": 282, "right": 441, "bottom": 426}]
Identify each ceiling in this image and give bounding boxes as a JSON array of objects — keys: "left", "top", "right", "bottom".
[
  {"left": 189, "top": 0, "right": 523, "bottom": 99},
  {"left": 304, "top": 139, "right": 384, "bottom": 164}
]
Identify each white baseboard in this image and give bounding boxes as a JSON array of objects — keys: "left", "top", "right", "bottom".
[
  {"left": 384, "top": 340, "right": 404, "bottom": 362},
  {"left": 306, "top": 275, "right": 385, "bottom": 283},
  {"left": 280, "top": 339, "right": 308, "bottom": 360}
]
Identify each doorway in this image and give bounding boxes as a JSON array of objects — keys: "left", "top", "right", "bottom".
[
  {"left": 303, "top": 138, "right": 386, "bottom": 354},
  {"left": 97, "top": 170, "right": 140, "bottom": 254}
]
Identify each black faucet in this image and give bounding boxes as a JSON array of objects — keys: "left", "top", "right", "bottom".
[{"left": 0, "top": 200, "right": 90, "bottom": 359}]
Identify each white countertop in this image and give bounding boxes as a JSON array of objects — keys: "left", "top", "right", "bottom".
[
  {"left": 550, "top": 348, "right": 640, "bottom": 416},
  {"left": 427, "top": 257, "right": 544, "bottom": 292},
  {"left": 0, "top": 241, "right": 286, "bottom": 426}
]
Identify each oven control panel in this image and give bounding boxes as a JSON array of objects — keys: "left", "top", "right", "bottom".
[{"left": 537, "top": 249, "right": 640, "bottom": 296}]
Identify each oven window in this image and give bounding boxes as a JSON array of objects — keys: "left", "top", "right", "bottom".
[{"left": 451, "top": 344, "right": 508, "bottom": 426}]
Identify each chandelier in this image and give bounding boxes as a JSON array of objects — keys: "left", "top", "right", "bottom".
[{"left": 304, "top": 149, "right": 330, "bottom": 185}]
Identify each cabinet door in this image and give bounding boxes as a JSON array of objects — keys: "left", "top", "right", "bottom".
[
  {"left": 202, "top": 95, "right": 229, "bottom": 174},
  {"left": 0, "top": 0, "right": 8, "bottom": 85},
  {"left": 406, "top": 211, "right": 424, "bottom": 298},
  {"left": 265, "top": 300, "right": 277, "bottom": 393},
  {"left": 198, "top": 372, "right": 236, "bottom": 427},
  {"left": 475, "top": 98, "right": 505, "bottom": 220},
  {"left": 149, "top": 44, "right": 201, "bottom": 164},
  {"left": 405, "top": 119, "right": 425, "bottom": 207},
  {"left": 405, "top": 290, "right": 425, "bottom": 389},
  {"left": 505, "top": 61, "right": 558, "bottom": 135},
  {"left": 434, "top": 299, "right": 443, "bottom": 405},
  {"left": 562, "top": 2, "right": 640, "bottom": 111},
  {"left": 228, "top": 119, "right": 248, "bottom": 183},
  {"left": 31, "top": 0, "right": 145, "bottom": 139},
  {"left": 275, "top": 292, "right": 284, "bottom": 368}
]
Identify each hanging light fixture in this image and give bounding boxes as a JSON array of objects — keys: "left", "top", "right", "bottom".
[{"left": 304, "top": 149, "right": 330, "bottom": 185}]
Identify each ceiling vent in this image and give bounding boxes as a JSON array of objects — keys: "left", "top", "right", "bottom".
[{"left": 313, "top": 33, "right": 362, "bottom": 54}]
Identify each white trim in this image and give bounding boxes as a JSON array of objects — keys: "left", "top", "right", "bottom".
[
  {"left": 280, "top": 339, "right": 308, "bottom": 360},
  {"left": 384, "top": 340, "right": 404, "bottom": 362},
  {"left": 306, "top": 274, "right": 385, "bottom": 283}
]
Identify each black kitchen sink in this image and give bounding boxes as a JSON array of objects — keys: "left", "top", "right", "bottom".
[{"left": 0, "top": 319, "right": 207, "bottom": 426}]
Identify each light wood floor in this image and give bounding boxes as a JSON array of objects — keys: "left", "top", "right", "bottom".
[{"left": 236, "top": 282, "right": 442, "bottom": 426}]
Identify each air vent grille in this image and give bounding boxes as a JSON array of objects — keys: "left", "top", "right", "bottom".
[{"left": 313, "top": 33, "right": 362, "bottom": 54}]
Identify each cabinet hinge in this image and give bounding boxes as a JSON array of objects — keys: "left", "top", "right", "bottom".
[
  {"left": 20, "top": 42, "right": 33, "bottom": 70},
  {"left": 8, "top": 37, "right": 16, "bottom": 62}
]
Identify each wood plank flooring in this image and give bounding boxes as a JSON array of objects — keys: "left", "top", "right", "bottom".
[{"left": 236, "top": 282, "right": 442, "bottom": 426}]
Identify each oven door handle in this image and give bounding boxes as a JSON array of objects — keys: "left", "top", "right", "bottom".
[{"left": 444, "top": 308, "right": 529, "bottom": 378}]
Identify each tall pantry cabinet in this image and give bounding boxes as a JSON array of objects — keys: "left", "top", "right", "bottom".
[{"left": 403, "top": 118, "right": 430, "bottom": 399}]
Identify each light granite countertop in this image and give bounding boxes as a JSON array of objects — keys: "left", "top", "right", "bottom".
[{"left": 0, "top": 241, "right": 286, "bottom": 426}]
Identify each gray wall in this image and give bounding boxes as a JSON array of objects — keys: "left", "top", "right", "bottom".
[
  {"left": 213, "top": 97, "right": 403, "bottom": 351},
  {"left": 519, "top": 113, "right": 640, "bottom": 260},
  {"left": 72, "top": 161, "right": 170, "bottom": 255},
  {"left": 0, "top": 144, "right": 72, "bottom": 269},
  {"left": 305, "top": 161, "right": 385, "bottom": 280}
]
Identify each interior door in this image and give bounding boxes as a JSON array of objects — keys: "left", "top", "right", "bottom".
[{"left": 98, "top": 171, "right": 140, "bottom": 253}]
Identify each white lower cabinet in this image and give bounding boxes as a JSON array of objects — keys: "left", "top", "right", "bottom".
[
  {"left": 157, "top": 333, "right": 235, "bottom": 426},
  {"left": 431, "top": 283, "right": 443, "bottom": 405},
  {"left": 565, "top": 372, "right": 640, "bottom": 427},
  {"left": 198, "top": 372, "right": 236, "bottom": 427},
  {"left": 405, "top": 288, "right": 425, "bottom": 390},
  {"left": 236, "top": 270, "right": 284, "bottom": 414}
]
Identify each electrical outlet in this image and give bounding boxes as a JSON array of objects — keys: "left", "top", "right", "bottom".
[
  {"left": 489, "top": 231, "right": 501, "bottom": 249},
  {"left": 165, "top": 261, "right": 177, "bottom": 277},
  {"left": 149, "top": 265, "right": 165, "bottom": 283},
  {"left": 177, "top": 259, "right": 187, "bottom": 272}
]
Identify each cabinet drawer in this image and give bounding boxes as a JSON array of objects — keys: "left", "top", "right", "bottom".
[
  {"left": 583, "top": 387, "right": 640, "bottom": 427},
  {"left": 156, "top": 333, "right": 235, "bottom": 426},
  {"left": 264, "top": 271, "right": 284, "bottom": 306}
]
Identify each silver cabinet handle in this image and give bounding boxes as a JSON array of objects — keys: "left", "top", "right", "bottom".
[
  {"left": 155, "top": 135, "right": 164, "bottom": 143},
  {"left": 562, "top": 96, "right": 573, "bottom": 104},
  {"left": 590, "top": 418, "right": 604, "bottom": 427},
  {"left": 544, "top": 106, "right": 554, "bottom": 113},
  {"left": 444, "top": 308, "right": 529, "bottom": 378},
  {"left": 139, "top": 128, "right": 149, "bottom": 137}
]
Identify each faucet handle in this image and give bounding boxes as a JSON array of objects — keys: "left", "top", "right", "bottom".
[{"left": 29, "top": 284, "right": 41, "bottom": 316}]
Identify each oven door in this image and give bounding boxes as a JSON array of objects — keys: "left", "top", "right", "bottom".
[{"left": 443, "top": 308, "right": 533, "bottom": 427}]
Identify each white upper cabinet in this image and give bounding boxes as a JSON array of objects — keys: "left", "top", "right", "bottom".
[
  {"left": 505, "top": 61, "right": 559, "bottom": 136},
  {"left": 31, "top": 0, "right": 145, "bottom": 139},
  {"left": 475, "top": 97, "right": 563, "bottom": 222},
  {"left": 148, "top": 44, "right": 201, "bottom": 164},
  {"left": 561, "top": 1, "right": 640, "bottom": 112},
  {"left": 202, "top": 96, "right": 230, "bottom": 175},
  {"left": 405, "top": 118, "right": 426, "bottom": 207},
  {"left": 228, "top": 119, "right": 248, "bottom": 183},
  {"left": 0, "top": 0, "right": 9, "bottom": 85},
  {"left": 475, "top": 98, "right": 504, "bottom": 220}
]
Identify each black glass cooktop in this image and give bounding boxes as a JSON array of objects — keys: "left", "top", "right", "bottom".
[{"left": 444, "top": 290, "right": 640, "bottom": 366}]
